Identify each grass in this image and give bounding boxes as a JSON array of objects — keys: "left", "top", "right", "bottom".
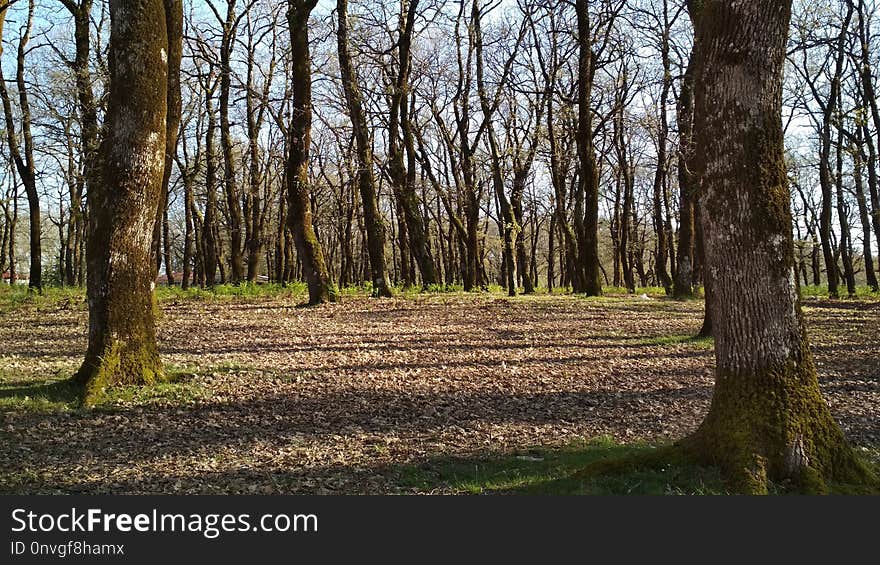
[
  {"left": 0, "top": 367, "right": 210, "bottom": 412},
  {"left": 395, "top": 436, "right": 880, "bottom": 495},
  {"left": 157, "top": 282, "right": 310, "bottom": 302},
  {"left": 395, "top": 436, "right": 728, "bottom": 495},
  {"left": 801, "top": 285, "right": 880, "bottom": 300},
  {"left": 634, "top": 334, "right": 714, "bottom": 349},
  {"left": 4, "top": 282, "right": 876, "bottom": 314},
  {"left": 0, "top": 285, "right": 86, "bottom": 313}
]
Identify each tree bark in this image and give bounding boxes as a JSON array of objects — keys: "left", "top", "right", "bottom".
[
  {"left": 673, "top": 2, "right": 699, "bottom": 298},
  {"left": 337, "top": 0, "right": 393, "bottom": 297},
  {"left": 852, "top": 127, "right": 878, "bottom": 291},
  {"left": 74, "top": 0, "right": 174, "bottom": 405},
  {"left": 0, "top": 0, "right": 41, "bottom": 292},
  {"left": 685, "top": 0, "right": 871, "bottom": 492},
  {"left": 287, "top": 0, "right": 333, "bottom": 305},
  {"left": 575, "top": 0, "right": 602, "bottom": 296}
]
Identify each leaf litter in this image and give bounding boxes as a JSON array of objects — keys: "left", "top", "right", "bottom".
[{"left": 0, "top": 294, "right": 876, "bottom": 494}]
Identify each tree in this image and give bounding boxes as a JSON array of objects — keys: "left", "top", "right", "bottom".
[
  {"left": 385, "top": 0, "right": 437, "bottom": 288},
  {"left": 0, "top": 0, "right": 41, "bottom": 292},
  {"left": 287, "top": 0, "right": 334, "bottom": 305},
  {"left": 58, "top": 0, "right": 98, "bottom": 288},
  {"left": 211, "top": 0, "right": 248, "bottom": 284},
  {"left": 575, "top": 0, "right": 602, "bottom": 296},
  {"left": 673, "top": 0, "right": 700, "bottom": 299},
  {"left": 685, "top": 0, "right": 873, "bottom": 492},
  {"left": 156, "top": 0, "right": 183, "bottom": 286},
  {"left": 336, "top": 0, "right": 393, "bottom": 298},
  {"left": 74, "top": 0, "right": 178, "bottom": 404}
]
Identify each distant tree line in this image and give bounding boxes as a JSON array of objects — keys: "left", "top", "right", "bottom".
[{"left": 0, "top": 0, "right": 878, "bottom": 301}]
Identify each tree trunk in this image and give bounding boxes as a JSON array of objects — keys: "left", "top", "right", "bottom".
[
  {"left": 673, "top": 5, "right": 698, "bottom": 298},
  {"left": 163, "top": 0, "right": 182, "bottom": 285},
  {"left": 337, "top": 0, "right": 392, "bottom": 297},
  {"left": 474, "top": 4, "right": 515, "bottom": 296},
  {"left": 74, "top": 0, "right": 174, "bottom": 405},
  {"left": 512, "top": 172, "right": 534, "bottom": 294},
  {"left": 652, "top": 1, "right": 673, "bottom": 294},
  {"left": 287, "top": 0, "right": 333, "bottom": 305},
  {"left": 220, "top": 0, "right": 244, "bottom": 283},
  {"left": 62, "top": 0, "right": 97, "bottom": 289},
  {"left": 685, "top": 0, "right": 871, "bottom": 493},
  {"left": 387, "top": 0, "right": 436, "bottom": 288},
  {"left": 834, "top": 117, "right": 856, "bottom": 296},
  {"left": 817, "top": 4, "right": 852, "bottom": 298},
  {"left": 575, "top": 0, "right": 602, "bottom": 296},
  {"left": 855, "top": 0, "right": 880, "bottom": 266},
  {"left": 861, "top": 120, "right": 880, "bottom": 289},
  {"left": 0, "top": 1, "right": 40, "bottom": 292},
  {"left": 182, "top": 171, "right": 194, "bottom": 290},
  {"left": 203, "top": 92, "right": 220, "bottom": 287},
  {"left": 852, "top": 127, "right": 878, "bottom": 291}
]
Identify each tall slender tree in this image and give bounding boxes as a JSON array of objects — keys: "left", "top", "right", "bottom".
[
  {"left": 0, "top": 0, "right": 41, "bottom": 292},
  {"left": 575, "top": 0, "right": 602, "bottom": 296},
  {"left": 337, "top": 0, "right": 393, "bottom": 297},
  {"left": 287, "top": 0, "right": 333, "bottom": 305}
]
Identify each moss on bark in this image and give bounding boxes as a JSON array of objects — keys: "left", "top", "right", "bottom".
[
  {"left": 76, "top": 340, "right": 164, "bottom": 407},
  {"left": 681, "top": 340, "right": 875, "bottom": 493},
  {"left": 74, "top": 0, "right": 173, "bottom": 406}
]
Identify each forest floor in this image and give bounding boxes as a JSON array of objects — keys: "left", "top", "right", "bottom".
[{"left": 1, "top": 287, "right": 878, "bottom": 494}]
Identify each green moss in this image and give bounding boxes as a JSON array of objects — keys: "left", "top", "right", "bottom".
[
  {"left": 683, "top": 342, "right": 877, "bottom": 494},
  {"left": 327, "top": 283, "right": 339, "bottom": 303},
  {"left": 79, "top": 340, "right": 164, "bottom": 408}
]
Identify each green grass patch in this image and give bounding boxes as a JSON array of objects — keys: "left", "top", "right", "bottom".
[
  {"left": 0, "top": 368, "right": 210, "bottom": 412},
  {"left": 156, "top": 282, "right": 310, "bottom": 302},
  {"left": 394, "top": 437, "right": 880, "bottom": 495},
  {"left": 395, "top": 437, "right": 728, "bottom": 495},
  {"left": 0, "top": 377, "right": 82, "bottom": 412},
  {"left": 801, "top": 285, "right": 880, "bottom": 300},
  {"left": 634, "top": 334, "right": 714, "bottom": 349},
  {"left": 0, "top": 285, "right": 86, "bottom": 313}
]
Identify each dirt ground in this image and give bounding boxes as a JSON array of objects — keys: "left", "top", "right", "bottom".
[{"left": 1, "top": 293, "right": 877, "bottom": 494}]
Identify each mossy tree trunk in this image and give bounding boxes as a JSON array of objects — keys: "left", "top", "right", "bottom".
[
  {"left": 336, "top": 0, "right": 393, "bottom": 298},
  {"left": 287, "top": 0, "right": 334, "bottom": 305},
  {"left": 75, "top": 0, "right": 177, "bottom": 405},
  {"left": 686, "top": 0, "right": 872, "bottom": 493}
]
